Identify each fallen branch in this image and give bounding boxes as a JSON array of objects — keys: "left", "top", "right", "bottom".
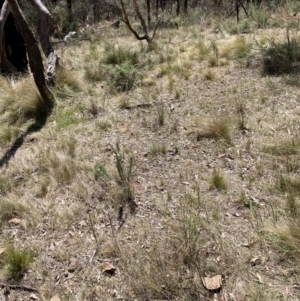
[
  {"left": 0, "top": 283, "right": 38, "bottom": 292},
  {"left": 124, "top": 103, "right": 152, "bottom": 110}
]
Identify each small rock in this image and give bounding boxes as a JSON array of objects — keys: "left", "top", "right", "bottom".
[{"left": 50, "top": 296, "right": 61, "bottom": 301}]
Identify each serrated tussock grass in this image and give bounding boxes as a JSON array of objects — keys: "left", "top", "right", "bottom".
[
  {"left": 1, "top": 245, "right": 34, "bottom": 281},
  {"left": 195, "top": 117, "right": 232, "bottom": 145},
  {"left": 0, "top": 76, "right": 47, "bottom": 125}
]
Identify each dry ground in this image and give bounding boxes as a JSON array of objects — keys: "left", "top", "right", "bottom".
[{"left": 1, "top": 9, "right": 300, "bottom": 301}]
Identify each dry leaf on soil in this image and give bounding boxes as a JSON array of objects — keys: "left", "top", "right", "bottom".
[
  {"left": 102, "top": 262, "right": 116, "bottom": 276},
  {"left": 8, "top": 218, "right": 21, "bottom": 225},
  {"left": 202, "top": 275, "right": 222, "bottom": 290}
]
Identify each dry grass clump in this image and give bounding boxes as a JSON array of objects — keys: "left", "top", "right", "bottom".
[
  {"left": 149, "top": 142, "right": 167, "bottom": 156},
  {"left": 120, "top": 191, "right": 229, "bottom": 300},
  {"left": 36, "top": 150, "right": 78, "bottom": 186},
  {"left": 219, "top": 36, "right": 252, "bottom": 59},
  {"left": 194, "top": 117, "right": 232, "bottom": 145},
  {"left": 0, "top": 126, "right": 20, "bottom": 147},
  {"left": 0, "top": 76, "right": 47, "bottom": 125},
  {"left": 0, "top": 197, "right": 29, "bottom": 227},
  {"left": 276, "top": 174, "right": 300, "bottom": 194},
  {"left": 195, "top": 36, "right": 211, "bottom": 60},
  {"left": 55, "top": 67, "right": 84, "bottom": 97},
  {"left": 268, "top": 195, "right": 300, "bottom": 264},
  {"left": 202, "top": 69, "right": 216, "bottom": 80},
  {"left": 263, "top": 139, "right": 300, "bottom": 156}
]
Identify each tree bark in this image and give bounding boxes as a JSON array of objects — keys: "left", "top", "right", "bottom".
[
  {"left": 6, "top": 0, "right": 55, "bottom": 110},
  {"left": 176, "top": 0, "right": 180, "bottom": 15},
  {"left": 184, "top": 0, "right": 188, "bottom": 13},
  {"left": 27, "top": 0, "right": 59, "bottom": 87},
  {"left": 146, "top": 0, "right": 151, "bottom": 25},
  {"left": 0, "top": 0, "right": 18, "bottom": 73},
  {"left": 67, "top": 0, "right": 72, "bottom": 22}
]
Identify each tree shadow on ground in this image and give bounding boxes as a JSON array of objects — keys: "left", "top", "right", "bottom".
[{"left": 0, "top": 112, "right": 50, "bottom": 168}]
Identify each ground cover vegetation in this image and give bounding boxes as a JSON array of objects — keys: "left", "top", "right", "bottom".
[{"left": 1, "top": 0, "right": 300, "bottom": 300}]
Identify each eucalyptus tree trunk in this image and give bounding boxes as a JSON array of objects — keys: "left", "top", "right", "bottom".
[{"left": 5, "top": 0, "right": 55, "bottom": 109}]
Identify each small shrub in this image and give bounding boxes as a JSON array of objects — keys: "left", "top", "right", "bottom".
[
  {"left": 111, "top": 143, "right": 136, "bottom": 212},
  {"left": 249, "top": 4, "right": 270, "bottom": 28},
  {"left": 94, "top": 162, "right": 109, "bottom": 180},
  {"left": 262, "top": 31, "right": 300, "bottom": 75}
]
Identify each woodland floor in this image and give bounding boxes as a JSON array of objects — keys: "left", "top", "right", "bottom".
[{"left": 1, "top": 11, "right": 300, "bottom": 301}]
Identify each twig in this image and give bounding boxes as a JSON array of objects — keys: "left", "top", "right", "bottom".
[
  {"left": 88, "top": 211, "right": 100, "bottom": 254},
  {"left": 124, "top": 103, "right": 152, "bottom": 110},
  {"left": 0, "top": 283, "right": 38, "bottom": 292}
]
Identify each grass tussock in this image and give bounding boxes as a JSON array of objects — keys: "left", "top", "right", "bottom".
[
  {"left": 0, "top": 76, "right": 47, "bottom": 125},
  {"left": 0, "top": 245, "right": 34, "bottom": 281},
  {"left": 0, "top": 198, "right": 28, "bottom": 225},
  {"left": 219, "top": 36, "right": 252, "bottom": 59},
  {"left": 121, "top": 192, "right": 230, "bottom": 300},
  {"left": 269, "top": 219, "right": 300, "bottom": 263},
  {"left": 210, "top": 169, "right": 227, "bottom": 191},
  {"left": 149, "top": 142, "right": 167, "bottom": 156},
  {"left": 263, "top": 139, "right": 300, "bottom": 156},
  {"left": 276, "top": 175, "right": 300, "bottom": 194},
  {"left": 37, "top": 150, "right": 78, "bottom": 185},
  {"left": 0, "top": 126, "right": 20, "bottom": 147},
  {"left": 195, "top": 118, "right": 232, "bottom": 144},
  {"left": 55, "top": 68, "right": 84, "bottom": 97}
]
